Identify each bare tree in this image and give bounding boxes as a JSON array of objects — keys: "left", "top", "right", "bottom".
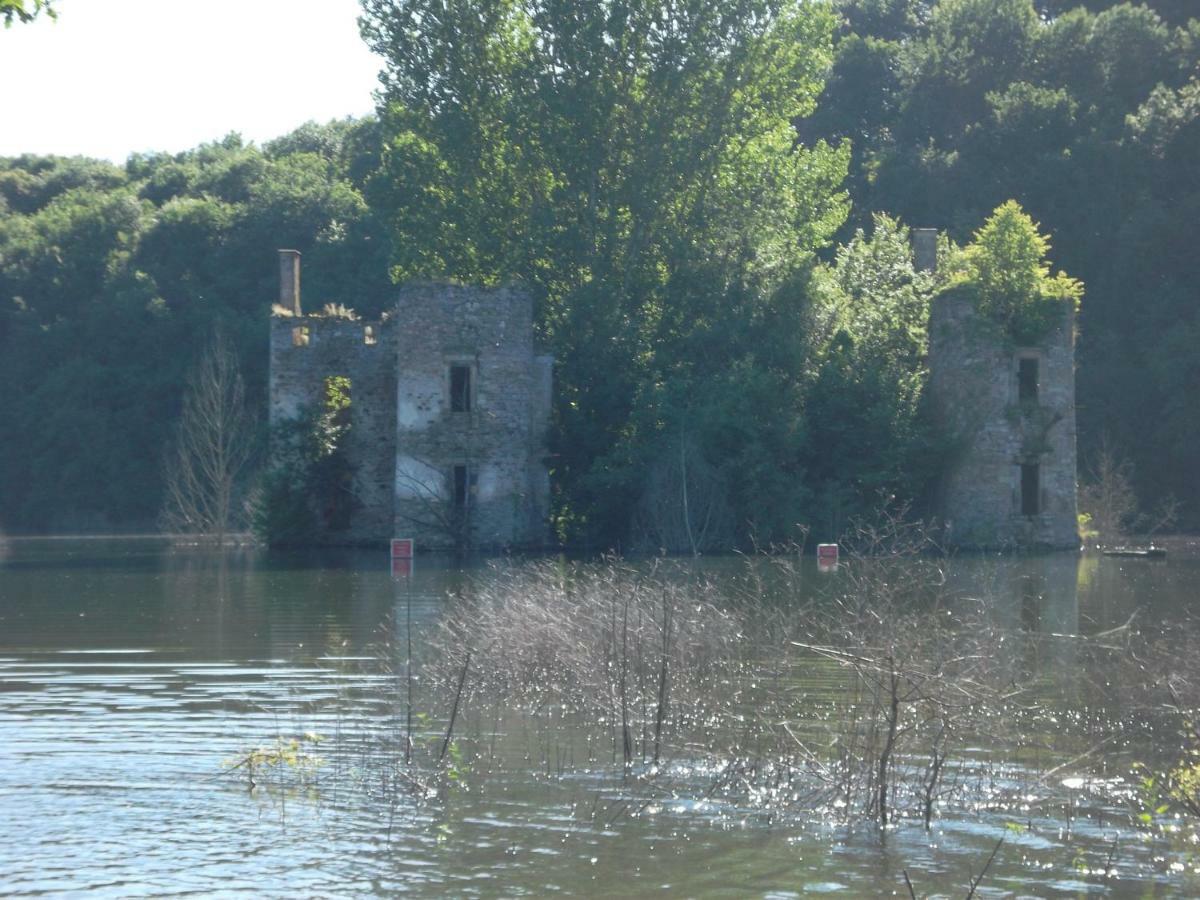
[
  {"left": 1079, "top": 442, "right": 1139, "bottom": 545},
  {"left": 161, "top": 330, "right": 256, "bottom": 544},
  {"left": 1079, "top": 439, "right": 1177, "bottom": 545},
  {"left": 393, "top": 453, "right": 474, "bottom": 551},
  {"left": 632, "top": 429, "right": 734, "bottom": 555}
]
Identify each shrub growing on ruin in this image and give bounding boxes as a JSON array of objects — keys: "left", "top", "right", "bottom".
[
  {"left": 251, "top": 376, "right": 356, "bottom": 545},
  {"left": 953, "top": 200, "right": 1083, "bottom": 345}
]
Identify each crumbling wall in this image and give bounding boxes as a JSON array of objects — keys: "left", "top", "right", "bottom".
[
  {"left": 391, "top": 282, "right": 551, "bottom": 550},
  {"left": 928, "top": 293, "right": 1078, "bottom": 549},
  {"left": 386, "top": 283, "right": 549, "bottom": 549},
  {"left": 268, "top": 314, "right": 397, "bottom": 543}
]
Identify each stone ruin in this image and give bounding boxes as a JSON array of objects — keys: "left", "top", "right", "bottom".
[
  {"left": 917, "top": 229, "right": 1079, "bottom": 550},
  {"left": 269, "top": 228, "right": 1079, "bottom": 552},
  {"left": 268, "top": 250, "right": 552, "bottom": 550}
]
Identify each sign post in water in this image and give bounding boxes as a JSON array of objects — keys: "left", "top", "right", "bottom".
[
  {"left": 817, "top": 543, "right": 839, "bottom": 573},
  {"left": 391, "top": 538, "right": 414, "bottom": 578}
]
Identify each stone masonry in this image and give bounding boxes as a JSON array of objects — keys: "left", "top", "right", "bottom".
[
  {"left": 268, "top": 251, "right": 551, "bottom": 549},
  {"left": 391, "top": 282, "right": 553, "bottom": 550},
  {"left": 919, "top": 230, "right": 1079, "bottom": 550}
]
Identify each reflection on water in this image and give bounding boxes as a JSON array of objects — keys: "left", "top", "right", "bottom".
[{"left": 1, "top": 539, "right": 1199, "bottom": 895}]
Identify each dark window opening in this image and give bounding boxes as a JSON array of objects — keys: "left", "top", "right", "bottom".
[
  {"left": 450, "top": 365, "right": 472, "bottom": 412},
  {"left": 1018, "top": 357, "right": 1039, "bottom": 402},
  {"left": 1021, "top": 463, "right": 1040, "bottom": 516},
  {"left": 452, "top": 465, "right": 470, "bottom": 509}
]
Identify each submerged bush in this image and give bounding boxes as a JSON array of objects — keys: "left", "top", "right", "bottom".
[
  {"left": 384, "top": 526, "right": 1032, "bottom": 828},
  {"left": 266, "top": 525, "right": 1200, "bottom": 842},
  {"left": 426, "top": 559, "right": 750, "bottom": 767}
]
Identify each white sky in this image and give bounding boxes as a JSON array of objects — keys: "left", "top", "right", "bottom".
[{"left": 0, "top": 0, "right": 383, "bottom": 162}]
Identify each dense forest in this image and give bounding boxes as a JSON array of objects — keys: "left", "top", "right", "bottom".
[{"left": 0, "top": 0, "right": 1196, "bottom": 543}]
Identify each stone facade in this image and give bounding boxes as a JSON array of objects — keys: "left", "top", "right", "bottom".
[
  {"left": 390, "top": 282, "right": 553, "bottom": 550},
  {"left": 268, "top": 252, "right": 551, "bottom": 549},
  {"left": 926, "top": 255, "right": 1079, "bottom": 550}
]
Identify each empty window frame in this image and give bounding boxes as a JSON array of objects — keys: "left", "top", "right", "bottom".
[
  {"left": 1020, "top": 463, "right": 1040, "bottom": 516},
  {"left": 1018, "top": 356, "right": 1039, "bottom": 402},
  {"left": 292, "top": 325, "right": 310, "bottom": 347},
  {"left": 449, "top": 364, "right": 472, "bottom": 412},
  {"left": 323, "top": 375, "right": 352, "bottom": 430},
  {"left": 364, "top": 325, "right": 377, "bottom": 345}
]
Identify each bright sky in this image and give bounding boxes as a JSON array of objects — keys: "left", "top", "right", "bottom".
[{"left": 0, "top": 0, "right": 383, "bottom": 162}]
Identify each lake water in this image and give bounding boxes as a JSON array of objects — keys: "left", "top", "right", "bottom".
[{"left": 2, "top": 538, "right": 1199, "bottom": 897}]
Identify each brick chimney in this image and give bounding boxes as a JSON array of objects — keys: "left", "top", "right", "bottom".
[
  {"left": 912, "top": 228, "right": 938, "bottom": 274},
  {"left": 279, "top": 249, "right": 301, "bottom": 315}
]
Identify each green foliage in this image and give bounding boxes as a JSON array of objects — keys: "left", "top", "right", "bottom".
[
  {"left": 225, "top": 732, "right": 326, "bottom": 792},
  {"left": 804, "top": 0, "right": 1200, "bottom": 525},
  {"left": 361, "top": 0, "right": 850, "bottom": 547},
  {"left": 1076, "top": 511, "right": 1097, "bottom": 540},
  {"left": 1134, "top": 755, "right": 1200, "bottom": 825},
  {"left": 1170, "top": 753, "right": 1200, "bottom": 818},
  {"left": 251, "top": 375, "right": 357, "bottom": 545},
  {"left": 6, "top": 0, "right": 1200, "bottom": 538},
  {"left": 1, "top": 0, "right": 53, "bottom": 27},
  {"left": 802, "top": 215, "right": 950, "bottom": 534},
  {"left": 0, "top": 124, "right": 390, "bottom": 533},
  {"left": 954, "top": 201, "right": 1082, "bottom": 345}
]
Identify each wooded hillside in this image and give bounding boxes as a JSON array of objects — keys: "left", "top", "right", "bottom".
[{"left": 0, "top": 0, "right": 1195, "bottom": 541}]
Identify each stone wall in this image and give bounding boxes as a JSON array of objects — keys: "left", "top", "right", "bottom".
[
  {"left": 391, "top": 282, "right": 551, "bottom": 550},
  {"left": 269, "top": 276, "right": 551, "bottom": 550},
  {"left": 928, "top": 293, "right": 1078, "bottom": 549},
  {"left": 268, "top": 313, "right": 397, "bottom": 544}
]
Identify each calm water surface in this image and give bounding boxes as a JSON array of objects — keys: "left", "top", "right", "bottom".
[{"left": 1, "top": 539, "right": 1199, "bottom": 897}]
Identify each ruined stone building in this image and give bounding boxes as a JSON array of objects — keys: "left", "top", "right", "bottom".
[
  {"left": 917, "top": 229, "right": 1079, "bottom": 550},
  {"left": 268, "top": 250, "right": 552, "bottom": 549}
]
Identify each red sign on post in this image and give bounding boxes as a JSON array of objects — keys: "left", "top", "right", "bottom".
[
  {"left": 391, "top": 538, "right": 414, "bottom": 579},
  {"left": 817, "top": 543, "right": 839, "bottom": 572}
]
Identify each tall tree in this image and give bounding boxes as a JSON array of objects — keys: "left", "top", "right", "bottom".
[
  {"left": 161, "top": 330, "right": 256, "bottom": 543},
  {"left": 360, "top": 0, "right": 849, "bottom": 545}
]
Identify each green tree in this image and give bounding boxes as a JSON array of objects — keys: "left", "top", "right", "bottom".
[
  {"left": 802, "top": 215, "right": 949, "bottom": 535},
  {"left": 253, "top": 375, "right": 356, "bottom": 545},
  {"left": 900, "top": 0, "right": 1039, "bottom": 143},
  {"left": 802, "top": 0, "right": 1200, "bottom": 527},
  {"left": 0, "top": 120, "right": 391, "bottom": 534},
  {"left": 360, "top": 0, "right": 849, "bottom": 546}
]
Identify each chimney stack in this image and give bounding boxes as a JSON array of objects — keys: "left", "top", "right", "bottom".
[
  {"left": 912, "top": 228, "right": 938, "bottom": 274},
  {"left": 279, "top": 249, "right": 301, "bottom": 315}
]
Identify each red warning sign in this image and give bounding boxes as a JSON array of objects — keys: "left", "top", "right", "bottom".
[
  {"left": 817, "top": 543, "right": 839, "bottom": 572},
  {"left": 391, "top": 538, "right": 413, "bottom": 559}
]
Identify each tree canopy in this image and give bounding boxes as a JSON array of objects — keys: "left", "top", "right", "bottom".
[
  {"left": 361, "top": 0, "right": 852, "bottom": 546},
  {"left": 0, "top": 125, "right": 392, "bottom": 531},
  {"left": 1, "top": 0, "right": 1197, "bottom": 538},
  {"left": 807, "top": 0, "right": 1200, "bottom": 523}
]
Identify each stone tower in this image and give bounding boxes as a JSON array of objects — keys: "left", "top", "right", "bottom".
[
  {"left": 920, "top": 230, "right": 1079, "bottom": 550},
  {"left": 268, "top": 252, "right": 552, "bottom": 549},
  {"left": 389, "top": 282, "right": 553, "bottom": 550}
]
